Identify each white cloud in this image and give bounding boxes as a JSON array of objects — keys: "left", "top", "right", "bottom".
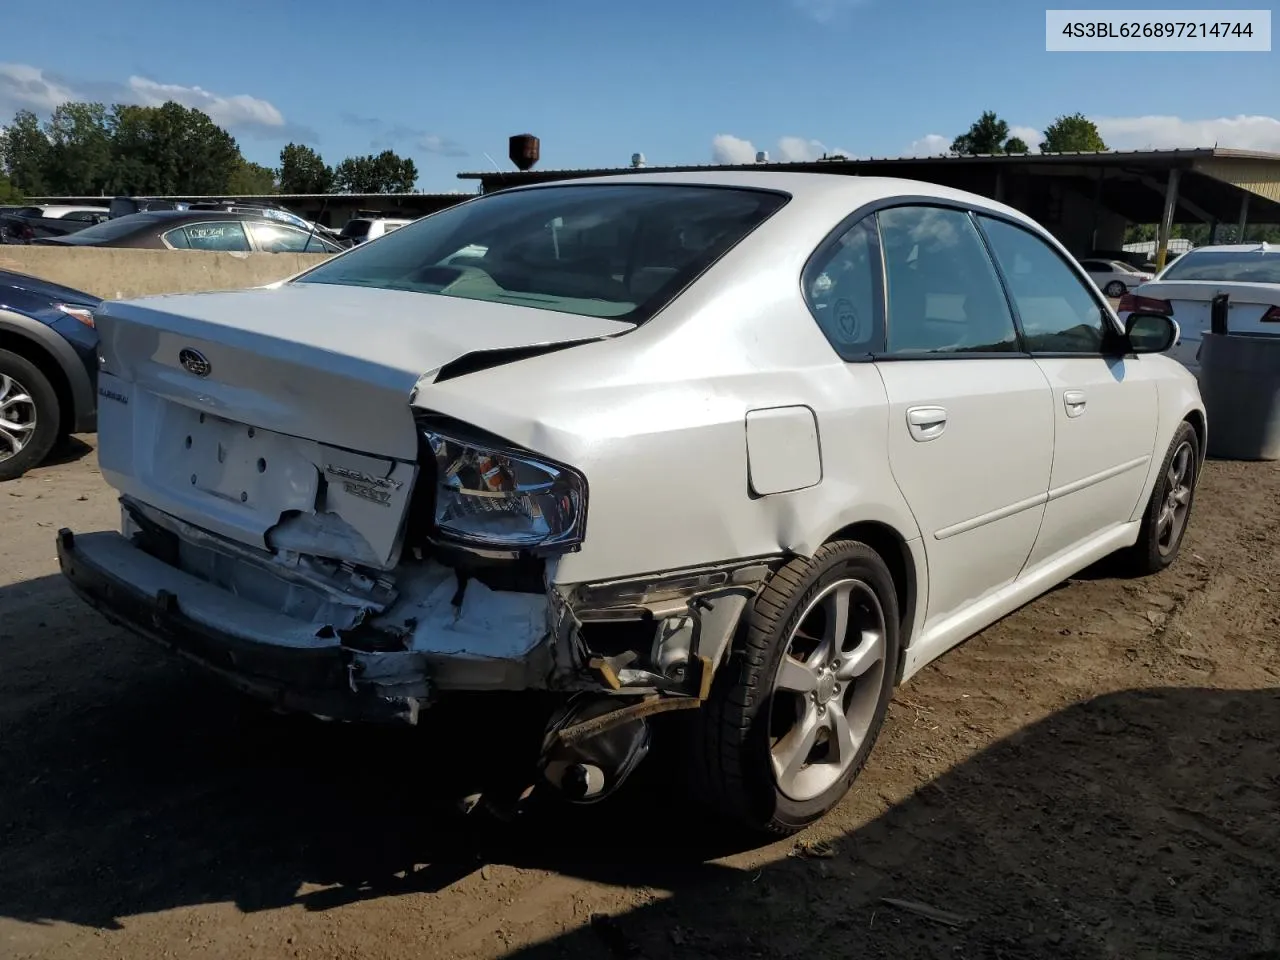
[
  {"left": 714, "top": 134, "right": 855, "bottom": 164},
  {"left": 127, "top": 76, "right": 283, "bottom": 129},
  {"left": 791, "top": 0, "right": 869, "bottom": 23},
  {"left": 418, "top": 133, "right": 468, "bottom": 158},
  {"left": 712, "top": 133, "right": 759, "bottom": 164},
  {"left": 905, "top": 133, "right": 951, "bottom": 156},
  {"left": 1094, "top": 114, "right": 1280, "bottom": 152},
  {"left": 1008, "top": 125, "right": 1043, "bottom": 150},
  {"left": 777, "top": 136, "right": 853, "bottom": 161},
  {"left": 0, "top": 63, "right": 78, "bottom": 114},
  {"left": 0, "top": 61, "right": 294, "bottom": 137}
]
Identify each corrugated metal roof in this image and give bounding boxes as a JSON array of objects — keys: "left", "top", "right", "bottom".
[
  {"left": 24, "top": 191, "right": 474, "bottom": 202},
  {"left": 458, "top": 147, "right": 1280, "bottom": 181}
]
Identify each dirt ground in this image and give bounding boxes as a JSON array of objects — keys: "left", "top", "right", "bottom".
[{"left": 2, "top": 438, "right": 1278, "bottom": 960}]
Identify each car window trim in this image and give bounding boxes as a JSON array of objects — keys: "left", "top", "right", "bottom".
[
  {"left": 803, "top": 195, "right": 1035, "bottom": 364},
  {"left": 876, "top": 200, "right": 1026, "bottom": 361},
  {"left": 799, "top": 212, "right": 886, "bottom": 361},
  {"left": 973, "top": 212, "right": 1121, "bottom": 358}
]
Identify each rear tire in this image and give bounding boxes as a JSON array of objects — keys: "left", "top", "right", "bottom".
[
  {"left": 0, "top": 349, "right": 61, "bottom": 482},
  {"left": 1120, "top": 421, "right": 1199, "bottom": 575},
  {"left": 692, "top": 540, "right": 899, "bottom": 836},
  {"left": 1105, "top": 280, "right": 1126, "bottom": 297}
]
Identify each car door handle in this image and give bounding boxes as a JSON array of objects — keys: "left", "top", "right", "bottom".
[
  {"left": 1064, "top": 391, "right": 1087, "bottom": 418},
  {"left": 906, "top": 405, "right": 948, "bottom": 441}
]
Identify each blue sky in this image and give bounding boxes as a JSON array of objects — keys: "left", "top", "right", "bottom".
[{"left": 3, "top": 0, "right": 1278, "bottom": 192}]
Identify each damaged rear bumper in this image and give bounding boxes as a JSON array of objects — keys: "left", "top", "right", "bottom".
[{"left": 57, "top": 528, "right": 459, "bottom": 723}]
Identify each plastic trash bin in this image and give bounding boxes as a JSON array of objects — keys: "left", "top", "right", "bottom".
[{"left": 1197, "top": 332, "right": 1280, "bottom": 461}]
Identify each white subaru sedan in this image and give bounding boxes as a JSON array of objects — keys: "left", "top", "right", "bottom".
[{"left": 59, "top": 172, "right": 1205, "bottom": 834}]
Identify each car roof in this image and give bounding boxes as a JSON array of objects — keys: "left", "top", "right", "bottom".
[{"left": 509, "top": 170, "right": 1043, "bottom": 229}]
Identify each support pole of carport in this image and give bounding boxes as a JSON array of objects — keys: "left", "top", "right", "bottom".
[
  {"left": 1090, "top": 171, "right": 1104, "bottom": 252},
  {"left": 1155, "top": 168, "right": 1181, "bottom": 273},
  {"left": 1237, "top": 193, "right": 1250, "bottom": 242}
]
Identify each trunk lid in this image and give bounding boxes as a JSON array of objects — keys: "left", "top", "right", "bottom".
[
  {"left": 1135, "top": 280, "right": 1280, "bottom": 337},
  {"left": 1129, "top": 280, "right": 1280, "bottom": 369},
  {"left": 95, "top": 283, "right": 630, "bottom": 569}
]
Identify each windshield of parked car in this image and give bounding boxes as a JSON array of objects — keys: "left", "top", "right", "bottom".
[
  {"left": 296, "top": 184, "right": 789, "bottom": 321},
  {"left": 46, "top": 213, "right": 159, "bottom": 244},
  {"left": 1160, "top": 250, "right": 1280, "bottom": 284}
]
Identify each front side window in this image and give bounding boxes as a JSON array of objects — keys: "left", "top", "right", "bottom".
[
  {"left": 878, "top": 205, "right": 1019, "bottom": 355},
  {"left": 178, "top": 221, "right": 251, "bottom": 252},
  {"left": 295, "top": 184, "right": 789, "bottom": 322},
  {"left": 1160, "top": 250, "right": 1280, "bottom": 284},
  {"left": 804, "top": 218, "right": 882, "bottom": 358},
  {"left": 979, "top": 216, "right": 1107, "bottom": 354},
  {"left": 247, "top": 221, "right": 335, "bottom": 253}
]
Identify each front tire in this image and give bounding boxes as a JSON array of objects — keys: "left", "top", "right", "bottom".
[
  {"left": 1121, "top": 422, "right": 1199, "bottom": 575},
  {"left": 0, "top": 349, "right": 61, "bottom": 482},
  {"left": 694, "top": 540, "right": 899, "bottom": 835}
]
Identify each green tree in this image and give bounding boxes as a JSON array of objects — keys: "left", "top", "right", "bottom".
[
  {"left": 278, "top": 143, "right": 333, "bottom": 193},
  {"left": 107, "top": 102, "right": 242, "bottom": 195},
  {"left": 1040, "top": 113, "right": 1108, "bottom": 153},
  {"left": 951, "top": 111, "right": 1010, "bottom": 155},
  {"left": 228, "top": 160, "right": 278, "bottom": 195},
  {"left": 334, "top": 149, "right": 417, "bottom": 193},
  {"left": 45, "top": 101, "right": 113, "bottom": 195},
  {"left": 1003, "top": 136, "right": 1030, "bottom": 154},
  {"left": 2, "top": 110, "right": 52, "bottom": 195}
]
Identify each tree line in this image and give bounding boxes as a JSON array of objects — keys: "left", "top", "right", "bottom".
[
  {"left": 0, "top": 100, "right": 419, "bottom": 200},
  {"left": 949, "top": 111, "right": 1108, "bottom": 155}
]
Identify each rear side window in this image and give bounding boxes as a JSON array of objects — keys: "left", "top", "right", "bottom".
[
  {"left": 297, "top": 184, "right": 789, "bottom": 323},
  {"left": 51, "top": 214, "right": 158, "bottom": 244},
  {"left": 979, "top": 216, "right": 1107, "bottom": 354},
  {"left": 1161, "top": 250, "right": 1280, "bottom": 284},
  {"left": 878, "top": 206, "right": 1019, "bottom": 355},
  {"left": 804, "top": 218, "right": 882, "bottom": 358},
  {"left": 177, "top": 221, "right": 251, "bottom": 252}
]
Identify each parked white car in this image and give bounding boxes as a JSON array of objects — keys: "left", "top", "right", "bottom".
[
  {"left": 1078, "top": 257, "right": 1154, "bottom": 298},
  {"left": 59, "top": 172, "right": 1205, "bottom": 834},
  {"left": 1117, "top": 242, "right": 1280, "bottom": 373}
]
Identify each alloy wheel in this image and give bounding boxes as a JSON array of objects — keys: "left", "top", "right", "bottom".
[
  {"left": 0, "top": 373, "right": 38, "bottom": 462},
  {"left": 1156, "top": 440, "right": 1195, "bottom": 556},
  {"left": 767, "top": 578, "right": 888, "bottom": 802}
]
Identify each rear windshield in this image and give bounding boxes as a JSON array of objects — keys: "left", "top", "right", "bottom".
[
  {"left": 296, "top": 184, "right": 788, "bottom": 322},
  {"left": 1161, "top": 250, "right": 1280, "bottom": 284},
  {"left": 340, "top": 219, "right": 372, "bottom": 239},
  {"left": 48, "top": 213, "right": 158, "bottom": 244}
]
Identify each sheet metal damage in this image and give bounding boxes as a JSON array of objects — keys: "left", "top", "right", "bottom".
[{"left": 59, "top": 493, "right": 781, "bottom": 802}]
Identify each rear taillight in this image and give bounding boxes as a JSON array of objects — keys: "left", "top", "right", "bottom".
[
  {"left": 1262, "top": 305, "right": 1280, "bottom": 323},
  {"left": 1118, "top": 293, "right": 1173, "bottom": 315}
]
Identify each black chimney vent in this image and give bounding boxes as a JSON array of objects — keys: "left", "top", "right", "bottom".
[{"left": 509, "top": 134, "right": 540, "bottom": 171}]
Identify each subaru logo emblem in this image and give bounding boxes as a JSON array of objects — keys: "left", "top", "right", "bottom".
[{"left": 179, "top": 348, "right": 211, "bottom": 377}]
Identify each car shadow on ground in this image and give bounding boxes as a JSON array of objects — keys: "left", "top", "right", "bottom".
[
  {"left": 38, "top": 434, "right": 95, "bottom": 469},
  {"left": 1, "top": 572, "right": 1277, "bottom": 958}
]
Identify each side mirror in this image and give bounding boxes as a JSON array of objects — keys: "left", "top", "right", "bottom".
[{"left": 1125, "top": 311, "right": 1180, "bottom": 354}]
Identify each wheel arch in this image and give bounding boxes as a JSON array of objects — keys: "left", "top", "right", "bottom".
[
  {"left": 0, "top": 310, "right": 94, "bottom": 437},
  {"left": 1184, "top": 407, "right": 1207, "bottom": 468},
  {"left": 823, "top": 519, "right": 919, "bottom": 684}
]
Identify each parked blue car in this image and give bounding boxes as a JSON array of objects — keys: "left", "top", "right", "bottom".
[{"left": 0, "top": 270, "right": 101, "bottom": 480}]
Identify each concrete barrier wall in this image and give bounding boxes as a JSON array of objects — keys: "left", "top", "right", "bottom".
[{"left": 0, "top": 247, "right": 333, "bottom": 300}]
